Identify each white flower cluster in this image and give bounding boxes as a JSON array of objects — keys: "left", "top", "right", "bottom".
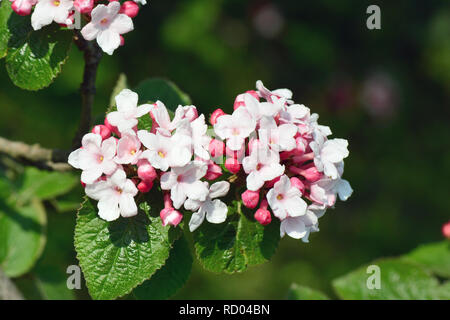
[
  {"left": 69, "top": 88, "right": 230, "bottom": 232},
  {"left": 213, "top": 81, "right": 353, "bottom": 242},
  {"left": 68, "top": 81, "right": 353, "bottom": 243},
  {"left": 9, "top": 0, "right": 145, "bottom": 55}
]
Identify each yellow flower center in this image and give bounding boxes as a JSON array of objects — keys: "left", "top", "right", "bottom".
[
  {"left": 158, "top": 151, "right": 165, "bottom": 158},
  {"left": 277, "top": 194, "right": 283, "bottom": 201},
  {"left": 130, "top": 149, "right": 136, "bottom": 155},
  {"left": 99, "top": 156, "right": 104, "bottom": 162},
  {"left": 53, "top": 0, "right": 60, "bottom": 6},
  {"left": 100, "top": 18, "right": 108, "bottom": 25}
]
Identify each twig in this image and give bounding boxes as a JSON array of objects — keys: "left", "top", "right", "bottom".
[
  {"left": 72, "top": 30, "right": 103, "bottom": 149},
  {"left": 0, "top": 137, "right": 72, "bottom": 172},
  {"left": 0, "top": 269, "right": 24, "bottom": 300}
]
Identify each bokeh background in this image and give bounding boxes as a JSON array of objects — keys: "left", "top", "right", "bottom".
[{"left": 1, "top": 0, "right": 449, "bottom": 299}]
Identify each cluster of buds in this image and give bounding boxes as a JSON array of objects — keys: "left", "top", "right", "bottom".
[
  {"left": 8, "top": 0, "right": 146, "bottom": 55},
  {"left": 69, "top": 81, "right": 353, "bottom": 243}
]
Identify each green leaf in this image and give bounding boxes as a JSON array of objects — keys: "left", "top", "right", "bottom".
[
  {"left": 193, "top": 201, "right": 280, "bottom": 274},
  {"left": 0, "top": 0, "right": 12, "bottom": 58},
  {"left": 332, "top": 258, "right": 450, "bottom": 300},
  {"left": 1, "top": 12, "right": 72, "bottom": 90},
  {"left": 133, "top": 235, "right": 193, "bottom": 300},
  {"left": 134, "top": 78, "right": 192, "bottom": 111},
  {"left": 17, "top": 167, "right": 78, "bottom": 204},
  {"left": 287, "top": 283, "right": 329, "bottom": 300},
  {"left": 0, "top": 199, "right": 47, "bottom": 277},
  {"left": 74, "top": 198, "right": 181, "bottom": 300},
  {"left": 405, "top": 241, "right": 450, "bottom": 278},
  {"left": 137, "top": 113, "right": 153, "bottom": 132}
]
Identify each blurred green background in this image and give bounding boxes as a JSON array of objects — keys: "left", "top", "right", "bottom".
[{"left": 1, "top": 0, "right": 449, "bottom": 299}]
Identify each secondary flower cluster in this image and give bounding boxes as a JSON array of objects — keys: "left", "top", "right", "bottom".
[
  {"left": 8, "top": 0, "right": 146, "bottom": 55},
  {"left": 213, "top": 81, "right": 352, "bottom": 242},
  {"left": 68, "top": 81, "right": 353, "bottom": 243}
]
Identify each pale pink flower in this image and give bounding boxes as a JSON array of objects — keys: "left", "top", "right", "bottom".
[
  {"left": 214, "top": 107, "right": 256, "bottom": 151},
  {"left": 106, "top": 89, "right": 152, "bottom": 133},
  {"left": 114, "top": 133, "right": 142, "bottom": 164},
  {"left": 137, "top": 130, "right": 192, "bottom": 171},
  {"left": 160, "top": 161, "right": 209, "bottom": 209},
  {"left": 185, "top": 181, "right": 230, "bottom": 231},
  {"left": 242, "top": 145, "right": 285, "bottom": 191},
  {"left": 258, "top": 116, "right": 297, "bottom": 152},
  {"left": 81, "top": 2, "right": 133, "bottom": 55},
  {"left": 31, "top": 0, "right": 73, "bottom": 30},
  {"left": 85, "top": 169, "right": 138, "bottom": 221},
  {"left": 267, "top": 175, "right": 307, "bottom": 220},
  {"left": 68, "top": 133, "right": 118, "bottom": 184}
]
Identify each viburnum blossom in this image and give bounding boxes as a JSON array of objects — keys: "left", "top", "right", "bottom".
[
  {"left": 69, "top": 81, "right": 352, "bottom": 244},
  {"left": 81, "top": 2, "right": 133, "bottom": 55},
  {"left": 114, "top": 133, "right": 142, "bottom": 165},
  {"left": 160, "top": 161, "right": 209, "bottom": 209},
  {"left": 185, "top": 181, "right": 230, "bottom": 231},
  {"left": 8, "top": 0, "right": 148, "bottom": 55},
  {"left": 137, "top": 130, "right": 192, "bottom": 171},
  {"left": 68, "top": 133, "right": 118, "bottom": 184},
  {"left": 310, "top": 136, "right": 349, "bottom": 179},
  {"left": 242, "top": 145, "right": 285, "bottom": 191},
  {"left": 85, "top": 169, "right": 138, "bottom": 221},
  {"left": 267, "top": 175, "right": 307, "bottom": 220},
  {"left": 31, "top": 0, "right": 74, "bottom": 30},
  {"left": 214, "top": 107, "right": 256, "bottom": 151},
  {"left": 107, "top": 89, "right": 152, "bottom": 133}
]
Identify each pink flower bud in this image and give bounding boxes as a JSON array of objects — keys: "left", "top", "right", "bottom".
[
  {"left": 210, "top": 108, "right": 226, "bottom": 125},
  {"left": 80, "top": 180, "right": 86, "bottom": 188},
  {"left": 137, "top": 180, "right": 153, "bottom": 193},
  {"left": 290, "top": 177, "right": 305, "bottom": 194},
  {"left": 290, "top": 166, "right": 321, "bottom": 182},
  {"left": 11, "top": 0, "right": 36, "bottom": 16},
  {"left": 91, "top": 124, "right": 111, "bottom": 140},
  {"left": 182, "top": 106, "right": 198, "bottom": 122},
  {"left": 226, "top": 144, "right": 245, "bottom": 160},
  {"left": 120, "top": 1, "right": 139, "bottom": 18},
  {"left": 74, "top": 0, "right": 94, "bottom": 14},
  {"left": 442, "top": 221, "right": 450, "bottom": 239},
  {"left": 119, "top": 35, "right": 125, "bottom": 46},
  {"left": 241, "top": 190, "right": 260, "bottom": 209},
  {"left": 225, "top": 157, "right": 241, "bottom": 174},
  {"left": 209, "top": 139, "right": 225, "bottom": 158},
  {"left": 265, "top": 176, "right": 281, "bottom": 188},
  {"left": 301, "top": 166, "right": 321, "bottom": 182},
  {"left": 137, "top": 163, "right": 157, "bottom": 182},
  {"left": 233, "top": 94, "right": 246, "bottom": 110},
  {"left": 160, "top": 208, "right": 183, "bottom": 227},
  {"left": 246, "top": 90, "right": 260, "bottom": 100},
  {"left": 254, "top": 208, "right": 272, "bottom": 226},
  {"left": 204, "top": 161, "right": 222, "bottom": 180},
  {"left": 104, "top": 118, "right": 120, "bottom": 136},
  {"left": 233, "top": 91, "right": 259, "bottom": 110}
]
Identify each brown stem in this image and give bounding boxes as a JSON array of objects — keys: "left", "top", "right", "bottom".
[
  {"left": 72, "top": 30, "right": 103, "bottom": 149},
  {"left": 0, "top": 137, "right": 72, "bottom": 171}
]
